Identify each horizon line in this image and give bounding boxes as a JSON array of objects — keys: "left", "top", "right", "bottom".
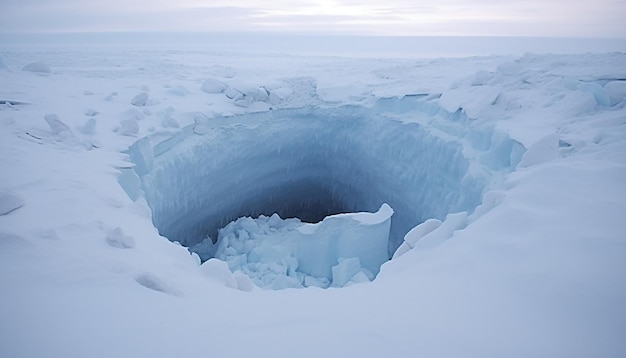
[{"left": 0, "top": 31, "right": 625, "bottom": 41}]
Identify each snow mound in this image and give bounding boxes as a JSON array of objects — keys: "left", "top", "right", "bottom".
[
  {"left": 105, "top": 227, "right": 135, "bottom": 249},
  {"left": 192, "top": 112, "right": 212, "bottom": 135},
  {"left": 84, "top": 108, "right": 98, "bottom": 117},
  {"left": 224, "top": 86, "right": 243, "bottom": 100},
  {"left": 131, "top": 92, "right": 149, "bottom": 106},
  {"left": 201, "top": 79, "right": 227, "bottom": 94},
  {"left": 120, "top": 108, "right": 145, "bottom": 121},
  {"left": 517, "top": 133, "right": 560, "bottom": 168},
  {"left": 79, "top": 118, "right": 97, "bottom": 135},
  {"left": 579, "top": 83, "right": 611, "bottom": 106},
  {"left": 393, "top": 218, "right": 442, "bottom": 258},
  {"left": 134, "top": 273, "right": 182, "bottom": 296},
  {"left": 119, "top": 118, "right": 139, "bottom": 136},
  {"left": 200, "top": 258, "right": 255, "bottom": 291},
  {"left": 159, "top": 107, "right": 179, "bottom": 128},
  {"left": 22, "top": 62, "right": 51, "bottom": 73},
  {"left": 44, "top": 114, "right": 72, "bottom": 135}
]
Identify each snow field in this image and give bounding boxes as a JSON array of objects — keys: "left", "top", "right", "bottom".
[{"left": 0, "top": 48, "right": 625, "bottom": 357}]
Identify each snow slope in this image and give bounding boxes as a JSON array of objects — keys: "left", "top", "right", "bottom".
[{"left": 1, "top": 44, "right": 625, "bottom": 357}]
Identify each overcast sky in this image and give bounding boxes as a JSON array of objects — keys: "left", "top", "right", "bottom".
[{"left": 1, "top": 0, "right": 625, "bottom": 37}]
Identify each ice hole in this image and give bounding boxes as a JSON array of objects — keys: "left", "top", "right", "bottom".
[{"left": 121, "top": 97, "right": 524, "bottom": 289}]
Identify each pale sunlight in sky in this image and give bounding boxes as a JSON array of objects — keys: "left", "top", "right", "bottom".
[{"left": 1, "top": 0, "right": 625, "bottom": 37}]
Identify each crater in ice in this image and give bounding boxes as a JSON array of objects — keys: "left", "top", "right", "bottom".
[{"left": 120, "top": 96, "right": 524, "bottom": 289}]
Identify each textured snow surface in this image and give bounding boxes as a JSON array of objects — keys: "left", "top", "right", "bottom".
[{"left": 1, "top": 45, "right": 625, "bottom": 357}]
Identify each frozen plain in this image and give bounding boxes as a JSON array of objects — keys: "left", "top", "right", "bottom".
[{"left": 1, "top": 36, "right": 626, "bottom": 357}]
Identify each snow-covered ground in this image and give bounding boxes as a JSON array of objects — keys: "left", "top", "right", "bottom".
[{"left": 1, "top": 40, "right": 625, "bottom": 357}]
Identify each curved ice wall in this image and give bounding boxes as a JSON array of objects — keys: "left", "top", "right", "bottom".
[{"left": 122, "top": 96, "right": 524, "bottom": 259}]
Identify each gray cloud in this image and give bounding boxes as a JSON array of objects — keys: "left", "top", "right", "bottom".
[{"left": 0, "top": 0, "right": 624, "bottom": 37}]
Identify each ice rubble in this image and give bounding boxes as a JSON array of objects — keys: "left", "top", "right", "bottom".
[
  {"left": 193, "top": 204, "right": 393, "bottom": 289},
  {"left": 121, "top": 95, "right": 524, "bottom": 289}
]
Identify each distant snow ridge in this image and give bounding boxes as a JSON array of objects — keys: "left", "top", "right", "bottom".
[{"left": 121, "top": 96, "right": 524, "bottom": 289}]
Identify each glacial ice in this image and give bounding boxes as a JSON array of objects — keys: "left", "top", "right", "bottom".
[{"left": 121, "top": 95, "right": 524, "bottom": 289}]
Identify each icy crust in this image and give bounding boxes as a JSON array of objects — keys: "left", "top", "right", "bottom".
[
  {"left": 193, "top": 204, "right": 392, "bottom": 289},
  {"left": 124, "top": 95, "right": 522, "bottom": 254}
]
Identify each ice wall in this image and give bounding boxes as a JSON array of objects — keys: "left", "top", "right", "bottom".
[{"left": 122, "top": 95, "right": 523, "bottom": 263}]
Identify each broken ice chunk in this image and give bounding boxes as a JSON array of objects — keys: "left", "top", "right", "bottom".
[
  {"left": 471, "top": 70, "right": 494, "bottom": 86},
  {"left": 120, "top": 108, "right": 145, "bottom": 121},
  {"left": 44, "top": 114, "right": 72, "bottom": 135},
  {"left": 414, "top": 212, "right": 468, "bottom": 250},
  {"left": 79, "top": 118, "right": 97, "bottom": 135},
  {"left": 346, "top": 271, "right": 371, "bottom": 286},
  {"left": 84, "top": 108, "right": 98, "bottom": 116},
  {"left": 192, "top": 112, "right": 211, "bottom": 135},
  {"left": 404, "top": 219, "right": 442, "bottom": 249},
  {"left": 224, "top": 86, "right": 244, "bottom": 100},
  {"left": 119, "top": 118, "right": 139, "bottom": 136},
  {"left": 127, "top": 137, "right": 153, "bottom": 176},
  {"left": 304, "top": 275, "right": 330, "bottom": 288},
  {"left": 131, "top": 92, "right": 149, "bottom": 106},
  {"left": 332, "top": 257, "right": 362, "bottom": 287},
  {"left": 22, "top": 62, "right": 51, "bottom": 73},
  {"left": 200, "top": 258, "right": 238, "bottom": 289},
  {"left": 201, "top": 78, "right": 227, "bottom": 94}
]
